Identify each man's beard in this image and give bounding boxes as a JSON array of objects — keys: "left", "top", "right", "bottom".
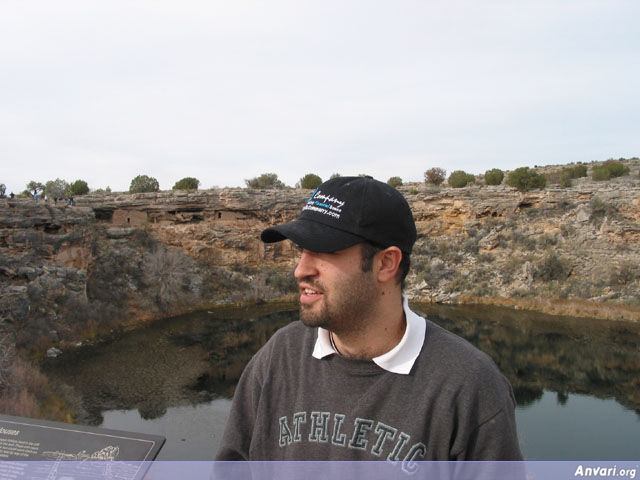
[{"left": 299, "top": 270, "right": 376, "bottom": 336}]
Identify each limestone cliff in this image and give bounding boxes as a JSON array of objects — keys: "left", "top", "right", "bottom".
[{"left": 1, "top": 170, "right": 640, "bottom": 353}]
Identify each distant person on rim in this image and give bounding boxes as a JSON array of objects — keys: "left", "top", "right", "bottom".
[{"left": 216, "top": 176, "right": 522, "bottom": 464}]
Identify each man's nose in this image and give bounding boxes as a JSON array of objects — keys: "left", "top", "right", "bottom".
[{"left": 294, "top": 250, "right": 318, "bottom": 280}]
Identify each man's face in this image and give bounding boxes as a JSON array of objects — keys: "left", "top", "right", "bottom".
[{"left": 293, "top": 243, "right": 377, "bottom": 335}]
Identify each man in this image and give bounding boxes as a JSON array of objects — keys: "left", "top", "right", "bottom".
[{"left": 216, "top": 176, "right": 522, "bottom": 464}]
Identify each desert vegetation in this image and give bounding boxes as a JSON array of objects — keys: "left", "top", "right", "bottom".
[
  {"left": 387, "top": 176, "right": 403, "bottom": 188},
  {"left": 298, "top": 173, "right": 323, "bottom": 189},
  {"left": 448, "top": 170, "right": 476, "bottom": 188},
  {"left": 172, "top": 177, "right": 200, "bottom": 191},
  {"left": 424, "top": 167, "right": 446, "bottom": 186},
  {"left": 408, "top": 188, "right": 640, "bottom": 320}
]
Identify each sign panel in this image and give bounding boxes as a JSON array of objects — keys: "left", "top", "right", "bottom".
[{"left": 0, "top": 414, "right": 164, "bottom": 479}]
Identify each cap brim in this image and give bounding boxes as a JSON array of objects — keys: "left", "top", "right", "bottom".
[{"left": 261, "top": 218, "right": 365, "bottom": 253}]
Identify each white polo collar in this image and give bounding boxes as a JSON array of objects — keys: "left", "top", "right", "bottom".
[{"left": 311, "top": 297, "right": 426, "bottom": 374}]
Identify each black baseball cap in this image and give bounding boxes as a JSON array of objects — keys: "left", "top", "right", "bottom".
[{"left": 261, "top": 176, "right": 417, "bottom": 254}]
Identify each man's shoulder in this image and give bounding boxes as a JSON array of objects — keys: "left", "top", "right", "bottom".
[
  {"left": 252, "top": 320, "right": 314, "bottom": 361},
  {"left": 269, "top": 319, "right": 312, "bottom": 343},
  {"left": 422, "top": 318, "right": 493, "bottom": 364},
  {"left": 418, "top": 318, "right": 512, "bottom": 394}
]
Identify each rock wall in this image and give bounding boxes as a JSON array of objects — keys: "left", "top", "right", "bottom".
[
  {"left": 76, "top": 188, "right": 304, "bottom": 267},
  {"left": 2, "top": 174, "right": 640, "bottom": 351},
  {"left": 404, "top": 180, "right": 640, "bottom": 316},
  {"left": 0, "top": 204, "right": 96, "bottom": 344}
]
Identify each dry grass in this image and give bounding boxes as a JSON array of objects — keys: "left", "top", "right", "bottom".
[
  {"left": 0, "top": 356, "right": 46, "bottom": 418},
  {"left": 451, "top": 296, "right": 640, "bottom": 322},
  {"left": 0, "top": 337, "right": 75, "bottom": 422}
]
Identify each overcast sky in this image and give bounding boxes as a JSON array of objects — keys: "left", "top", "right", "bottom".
[{"left": 2, "top": 1, "right": 639, "bottom": 194}]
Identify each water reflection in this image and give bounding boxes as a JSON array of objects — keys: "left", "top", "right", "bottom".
[
  {"left": 46, "top": 303, "right": 640, "bottom": 419},
  {"left": 412, "top": 303, "right": 640, "bottom": 416},
  {"left": 44, "top": 305, "right": 295, "bottom": 425},
  {"left": 43, "top": 303, "right": 640, "bottom": 459},
  {"left": 174, "top": 309, "right": 295, "bottom": 400}
]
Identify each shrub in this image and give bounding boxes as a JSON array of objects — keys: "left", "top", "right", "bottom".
[
  {"left": 604, "top": 159, "right": 630, "bottom": 177},
  {"left": 245, "top": 173, "right": 286, "bottom": 189},
  {"left": 462, "top": 237, "right": 479, "bottom": 254},
  {"left": 506, "top": 167, "right": 546, "bottom": 192},
  {"left": 591, "top": 165, "right": 611, "bottom": 181},
  {"left": 263, "top": 267, "right": 297, "bottom": 294},
  {"left": 131, "top": 228, "right": 157, "bottom": 250},
  {"left": 484, "top": 169, "right": 504, "bottom": 185},
  {"left": 68, "top": 179, "right": 89, "bottom": 196},
  {"left": 537, "top": 233, "right": 558, "bottom": 248},
  {"left": 477, "top": 252, "right": 495, "bottom": 263},
  {"left": 589, "top": 197, "right": 618, "bottom": 222},
  {"left": 130, "top": 175, "right": 160, "bottom": 193},
  {"left": 173, "top": 177, "right": 200, "bottom": 190},
  {"left": 387, "top": 176, "right": 403, "bottom": 188},
  {"left": 142, "top": 246, "right": 200, "bottom": 312},
  {"left": 567, "top": 164, "right": 587, "bottom": 178},
  {"left": 44, "top": 178, "right": 70, "bottom": 199},
  {"left": 608, "top": 262, "right": 639, "bottom": 285},
  {"left": 0, "top": 184, "right": 5, "bottom": 197},
  {"left": 592, "top": 160, "right": 630, "bottom": 181},
  {"left": 87, "top": 244, "right": 145, "bottom": 307},
  {"left": 448, "top": 170, "right": 475, "bottom": 188},
  {"left": 557, "top": 199, "right": 574, "bottom": 211},
  {"left": 508, "top": 230, "right": 537, "bottom": 250},
  {"left": 424, "top": 168, "right": 446, "bottom": 185},
  {"left": 329, "top": 173, "right": 341, "bottom": 179},
  {"left": 419, "top": 262, "right": 452, "bottom": 286},
  {"left": 545, "top": 170, "right": 572, "bottom": 188},
  {"left": 534, "top": 253, "right": 569, "bottom": 281},
  {"left": 558, "top": 173, "right": 572, "bottom": 188},
  {"left": 299, "top": 173, "right": 322, "bottom": 189}
]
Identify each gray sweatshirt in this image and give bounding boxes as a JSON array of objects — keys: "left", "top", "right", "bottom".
[{"left": 216, "top": 317, "right": 522, "bottom": 464}]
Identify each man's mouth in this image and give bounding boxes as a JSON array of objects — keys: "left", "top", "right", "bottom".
[{"left": 299, "top": 285, "right": 323, "bottom": 304}]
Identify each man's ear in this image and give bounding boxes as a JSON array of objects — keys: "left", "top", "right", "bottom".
[{"left": 376, "top": 246, "right": 402, "bottom": 284}]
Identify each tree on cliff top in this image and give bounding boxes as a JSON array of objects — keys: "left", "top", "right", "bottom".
[
  {"left": 592, "top": 160, "right": 630, "bottom": 181},
  {"left": 130, "top": 175, "right": 160, "bottom": 193},
  {"left": 448, "top": 170, "right": 475, "bottom": 188},
  {"left": 26, "top": 181, "right": 44, "bottom": 196},
  {"left": 424, "top": 168, "right": 446, "bottom": 185},
  {"left": 44, "top": 178, "right": 70, "bottom": 199},
  {"left": 173, "top": 177, "right": 200, "bottom": 191},
  {"left": 484, "top": 168, "right": 504, "bottom": 185},
  {"left": 68, "top": 179, "right": 89, "bottom": 196},
  {"left": 245, "top": 173, "right": 286, "bottom": 189},
  {"left": 506, "top": 167, "right": 546, "bottom": 192},
  {"left": 298, "top": 173, "right": 322, "bottom": 189},
  {"left": 387, "top": 176, "right": 403, "bottom": 188}
]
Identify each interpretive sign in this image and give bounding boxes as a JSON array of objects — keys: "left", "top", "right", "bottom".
[{"left": 0, "top": 413, "right": 164, "bottom": 480}]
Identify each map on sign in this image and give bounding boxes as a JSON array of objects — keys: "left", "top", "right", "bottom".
[{"left": 0, "top": 414, "right": 164, "bottom": 480}]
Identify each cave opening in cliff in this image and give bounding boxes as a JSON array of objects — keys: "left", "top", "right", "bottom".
[
  {"left": 93, "top": 208, "right": 114, "bottom": 222},
  {"left": 43, "top": 224, "right": 61, "bottom": 233}
]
